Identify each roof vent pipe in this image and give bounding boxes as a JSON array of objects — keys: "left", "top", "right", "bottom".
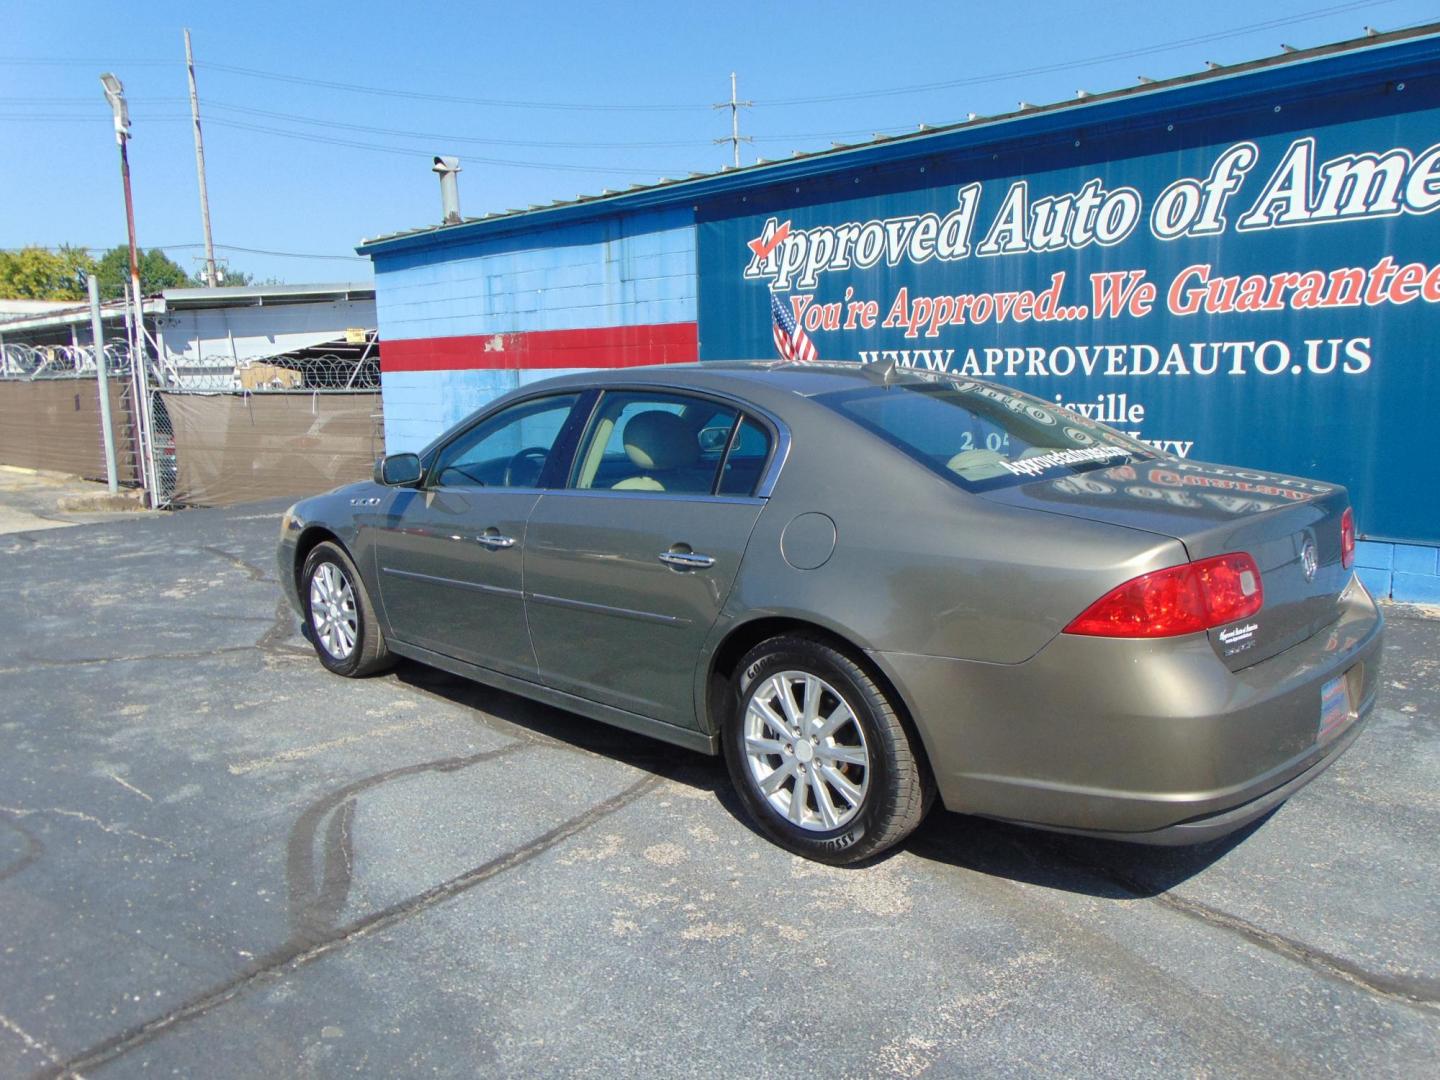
[{"left": 433, "top": 156, "right": 462, "bottom": 224}]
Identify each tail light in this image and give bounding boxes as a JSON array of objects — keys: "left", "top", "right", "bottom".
[
  {"left": 1064, "top": 553, "right": 1263, "bottom": 638},
  {"left": 1340, "top": 507, "right": 1355, "bottom": 570}
]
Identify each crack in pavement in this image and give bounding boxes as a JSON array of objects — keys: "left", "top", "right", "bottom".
[
  {"left": 1033, "top": 837, "right": 1440, "bottom": 1014},
  {"left": 0, "top": 805, "right": 178, "bottom": 852},
  {"left": 0, "top": 1011, "right": 67, "bottom": 1073},
  {"left": 227, "top": 717, "right": 445, "bottom": 776},
  {"left": 38, "top": 767, "right": 663, "bottom": 1079},
  {"left": 108, "top": 774, "right": 153, "bottom": 803},
  {"left": 2, "top": 597, "right": 303, "bottom": 676},
  {"left": 257, "top": 595, "right": 306, "bottom": 657},
  {"left": 201, "top": 545, "right": 274, "bottom": 584},
  {"left": 1, "top": 647, "right": 255, "bottom": 674},
  {"left": 1145, "top": 884, "right": 1440, "bottom": 1012}
]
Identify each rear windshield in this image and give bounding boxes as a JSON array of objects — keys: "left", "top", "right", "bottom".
[{"left": 814, "top": 379, "right": 1153, "bottom": 493}]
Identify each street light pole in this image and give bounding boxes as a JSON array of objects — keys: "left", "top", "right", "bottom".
[
  {"left": 100, "top": 74, "right": 144, "bottom": 340},
  {"left": 100, "top": 72, "right": 157, "bottom": 507}
]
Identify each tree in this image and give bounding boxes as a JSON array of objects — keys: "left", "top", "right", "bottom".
[
  {"left": 95, "top": 246, "right": 197, "bottom": 299},
  {"left": 0, "top": 245, "right": 96, "bottom": 301}
]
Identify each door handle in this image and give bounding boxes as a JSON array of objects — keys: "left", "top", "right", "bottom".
[
  {"left": 476, "top": 533, "right": 516, "bottom": 549},
  {"left": 658, "top": 550, "right": 715, "bottom": 570}
]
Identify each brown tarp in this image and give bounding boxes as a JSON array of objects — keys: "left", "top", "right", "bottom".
[
  {"left": 162, "top": 391, "right": 383, "bottom": 507},
  {"left": 0, "top": 378, "right": 136, "bottom": 481}
]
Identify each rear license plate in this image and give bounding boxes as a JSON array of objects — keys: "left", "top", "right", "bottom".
[{"left": 1319, "top": 670, "right": 1353, "bottom": 742}]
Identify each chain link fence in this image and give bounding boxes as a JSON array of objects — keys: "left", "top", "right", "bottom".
[{"left": 0, "top": 342, "right": 382, "bottom": 507}]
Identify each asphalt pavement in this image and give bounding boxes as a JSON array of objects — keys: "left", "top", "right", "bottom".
[{"left": 0, "top": 490, "right": 1436, "bottom": 1077}]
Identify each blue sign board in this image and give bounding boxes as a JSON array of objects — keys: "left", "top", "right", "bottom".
[{"left": 698, "top": 74, "right": 1440, "bottom": 544}]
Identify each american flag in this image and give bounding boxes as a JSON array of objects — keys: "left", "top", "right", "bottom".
[{"left": 770, "top": 291, "right": 817, "bottom": 363}]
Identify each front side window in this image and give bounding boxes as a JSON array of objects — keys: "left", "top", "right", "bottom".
[
  {"left": 431, "top": 393, "right": 581, "bottom": 489},
  {"left": 572, "top": 391, "right": 739, "bottom": 495},
  {"left": 814, "top": 379, "right": 1152, "bottom": 493}
]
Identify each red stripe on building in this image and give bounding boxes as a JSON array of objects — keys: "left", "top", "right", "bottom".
[{"left": 382, "top": 322, "right": 698, "bottom": 372}]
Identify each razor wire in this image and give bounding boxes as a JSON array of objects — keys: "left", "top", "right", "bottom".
[
  {"left": 0, "top": 342, "right": 134, "bottom": 379},
  {"left": 0, "top": 343, "right": 378, "bottom": 390}
]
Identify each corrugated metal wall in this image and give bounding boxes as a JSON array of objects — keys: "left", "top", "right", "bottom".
[{"left": 156, "top": 296, "right": 378, "bottom": 366}]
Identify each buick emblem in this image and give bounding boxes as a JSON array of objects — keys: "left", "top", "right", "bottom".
[{"left": 1300, "top": 538, "right": 1319, "bottom": 583}]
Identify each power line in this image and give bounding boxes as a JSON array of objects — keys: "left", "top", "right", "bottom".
[
  {"left": 201, "top": 242, "right": 368, "bottom": 261},
  {"left": 0, "top": 114, "right": 190, "bottom": 122},
  {"left": 197, "top": 61, "right": 716, "bottom": 112},
  {"left": 0, "top": 95, "right": 912, "bottom": 142},
  {"left": 756, "top": 0, "right": 1404, "bottom": 105},
  {"left": 0, "top": 107, "right": 925, "bottom": 163},
  {"left": 2, "top": 242, "right": 368, "bottom": 262},
  {"left": 0, "top": 57, "right": 174, "bottom": 65},
  {"left": 200, "top": 101, "right": 718, "bottom": 149},
  {"left": 201, "top": 116, "right": 685, "bottom": 172},
  {"left": 0, "top": 95, "right": 911, "bottom": 150},
  {"left": 0, "top": 112, "right": 699, "bottom": 172},
  {"left": 0, "top": 56, "right": 716, "bottom": 112},
  {"left": 0, "top": 95, "right": 187, "bottom": 105}
]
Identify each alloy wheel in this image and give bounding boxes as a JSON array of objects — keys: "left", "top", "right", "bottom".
[
  {"left": 743, "top": 670, "right": 870, "bottom": 831},
  {"left": 309, "top": 561, "right": 358, "bottom": 661}
]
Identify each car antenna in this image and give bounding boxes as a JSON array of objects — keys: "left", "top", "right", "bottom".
[{"left": 862, "top": 357, "right": 900, "bottom": 386}]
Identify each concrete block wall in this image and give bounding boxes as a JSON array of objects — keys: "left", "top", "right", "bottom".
[
  {"left": 1355, "top": 540, "right": 1440, "bottom": 605},
  {"left": 372, "top": 206, "right": 698, "bottom": 453}
]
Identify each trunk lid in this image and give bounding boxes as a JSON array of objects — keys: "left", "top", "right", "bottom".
[{"left": 980, "top": 457, "right": 1352, "bottom": 669}]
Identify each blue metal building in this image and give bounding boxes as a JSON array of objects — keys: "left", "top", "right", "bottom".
[{"left": 359, "top": 24, "right": 1440, "bottom": 603}]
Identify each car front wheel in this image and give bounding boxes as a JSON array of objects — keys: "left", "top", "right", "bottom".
[
  {"left": 723, "top": 634, "right": 931, "bottom": 865},
  {"left": 301, "top": 540, "right": 393, "bottom": 677}
]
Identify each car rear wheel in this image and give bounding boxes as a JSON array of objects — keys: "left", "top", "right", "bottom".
[
  {"left": 723, "top": 634, "right": 931, "bottom": 865},
  {"left": 301, "top": 541, "right": 393, "bottom": 677}
]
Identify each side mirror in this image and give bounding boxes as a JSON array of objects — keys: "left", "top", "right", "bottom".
[{"left": 374, "top": 453, "right": 422, "bottom": 486}]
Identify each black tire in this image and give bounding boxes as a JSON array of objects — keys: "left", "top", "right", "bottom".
[
  {"left": 722, "top": 634, "right": 931, "bottom": 865},
  {"left": 301, "top": 541, "right": 394, "bottom": 677}
]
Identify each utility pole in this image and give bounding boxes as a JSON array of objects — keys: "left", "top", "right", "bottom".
[
  {"left": 184, "top": 28, "right": 219, "bottom": 288},
  {"left": 713, "top": 71, "right": 752, "bottom": 168}
]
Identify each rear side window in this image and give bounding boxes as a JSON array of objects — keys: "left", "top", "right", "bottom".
[
  {"left": 814, "top": 380, "right": 1152, "bottom": 492},
  {"left": 717, "top": 416, "right": 773, "bottom": 496},
  {"left": 571, "top": 391, "right": 739, "bottom": 495}
]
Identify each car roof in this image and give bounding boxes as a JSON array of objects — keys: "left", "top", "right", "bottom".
[{"left": 526, "top": 360, "right": 954, "bottom": 407}]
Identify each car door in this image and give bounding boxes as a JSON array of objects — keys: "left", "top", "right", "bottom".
[
  {"left": 371, "top": 391, "right": 586, "bottom": 678},
  {"left": 523, "top": 390, "right": 777, "bottom": 728}
]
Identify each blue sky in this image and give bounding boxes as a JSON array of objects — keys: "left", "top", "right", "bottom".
[{"left": 2, "top": 0, "right": 1436, "bottom": 284}]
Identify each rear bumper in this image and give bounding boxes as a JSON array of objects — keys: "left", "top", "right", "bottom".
[
  {"left": 872, "top": 577, "right": 1383, "bottom": 843},
  {"left": 995, "top": 705, "right": 1372, "bottom": 845}
]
